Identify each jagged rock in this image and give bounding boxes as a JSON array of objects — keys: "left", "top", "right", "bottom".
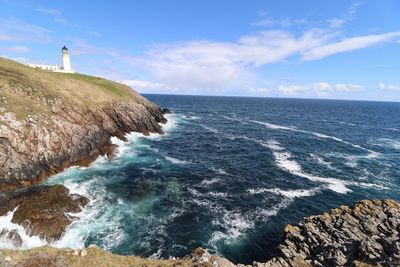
[
  {"left": 0, "top": 229, "right": 22, "bottom": 247},
  {"left": 162, "top": 108, "right": 172, "bottom": 114},
  {"left": 0, "top": 185, "right": 89, "bottom": 241},
  {"left": 0, "top": 57, "right": 168, "bottom": 191},
  {"left": 186, "top": 247, "right": 236, "bottom": 267},
  {"left": 0, "top": 101, "right": 166, "bottom": 191},
  {"left": 259, "top": 199, "right": 400, "bottom": 267}
]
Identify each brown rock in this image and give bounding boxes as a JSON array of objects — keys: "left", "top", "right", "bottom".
[
  {"left": 0, "top": 185, "right": 89, "bottom": 241},
  {"left": 0, "top": 229, "right": 22, "bottom": 247},
  {"left": 259, "top": 199, "right": 400, "bottom": 267},
  {"left": 186, "top": 247, "right": 236, "bottom": 267},
  {"left": 0, "top": 89, "right": 167, "bottom": 191}
]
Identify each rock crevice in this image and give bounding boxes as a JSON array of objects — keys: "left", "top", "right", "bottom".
[{"left": 0, "top": 101, "right": 166, "bottom": 191}]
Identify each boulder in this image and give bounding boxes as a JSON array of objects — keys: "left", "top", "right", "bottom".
[{"left": 0, "top": 185, "right": 89, "bottom": 242}]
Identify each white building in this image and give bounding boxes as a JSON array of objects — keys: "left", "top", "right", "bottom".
[{"left": 28, "top": 46, "right": 75, "bottom": 73}]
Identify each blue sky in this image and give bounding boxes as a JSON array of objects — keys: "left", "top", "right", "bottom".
[{"left": 1, "top": 0, "right": 400, "bottom": 101}]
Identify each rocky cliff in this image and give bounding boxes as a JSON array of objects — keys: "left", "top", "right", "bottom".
[
  {"left": 253, "top": 199, "right": 400, "bottom": 267},
  {"left": 0, "top": 57, "right": 167, "bottom": 191}
]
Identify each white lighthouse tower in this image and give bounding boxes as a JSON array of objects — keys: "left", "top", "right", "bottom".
[
  {"left": 27, "top": 45, "right": 75, "bottom": 73},
  {"left": 61, "top": 46, "right": 74, "bottom": 73}
]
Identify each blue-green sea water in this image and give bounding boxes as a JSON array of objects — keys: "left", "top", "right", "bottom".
[{"left": 5, "top": 95, "right": 400, "bottom": 264}]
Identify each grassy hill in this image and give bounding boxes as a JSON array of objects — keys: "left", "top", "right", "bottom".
[{"left": 0, "top": 57, "right": 150, "bottom": 120}]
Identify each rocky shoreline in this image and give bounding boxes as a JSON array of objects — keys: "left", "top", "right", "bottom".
[
  {"left": 0, "top": 100, "right": 167, "bottom": 191},
  {"left": 1, "top": 199, "right": 399, "bottom": 266},
  {"left": 0, "top": 184, "right": 89, "bottom": 244}
]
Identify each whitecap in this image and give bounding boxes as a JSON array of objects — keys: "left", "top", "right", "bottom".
[
  {"left": 209, "top": 211, "right": 254, "bottom": 245},
  {"left": 337, "top": 121, "right": 356, "bottom": 126},
  {"left": 164, "top": 155, "right": 188, "bottom": 164},
  {"left": 0, "top": 208, "right": 47, "bottom": 249},
  {"left": 207, "top": 192, "right": 229, "bottom": 198},
  {"left": 247, "top": 187, "right": 318, "bottom": 198},
  {"left": 200, "top": 178, "right": 221, "bottom": 186},
  {"left": 371, "top": 138, "right": 400, "bottom": 150},
  {"left": 210, "top": 166, "right": 228, "bottom": 175},
  {"left": 221, "top": 115, "right": 247, "bottom": 124},
  {"left": 309, "top": 153, "right": 339, "bottom": 171},
  {"left": 197, "top": 124, "right": 219, "bottom": 134},
  {"left": 251, "top": 120, "right": 297, "bottom": 131},
  {"left": 258, "top": 139, "right": 351, "bottom": 194},
  {"left": 251, "top": 119, "right": 374, "bottom": 153}
]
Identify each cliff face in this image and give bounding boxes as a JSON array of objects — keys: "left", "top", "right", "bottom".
[
  {"left": 257, "top": 199, "right": 400, "bottom": 267},
  {"left": 0, "top": 57, "right": 167, "bottom": 191}
]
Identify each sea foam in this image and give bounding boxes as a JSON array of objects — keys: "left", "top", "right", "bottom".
[{"left": 259, "top": 140, "right": 351, "bottom": 194}]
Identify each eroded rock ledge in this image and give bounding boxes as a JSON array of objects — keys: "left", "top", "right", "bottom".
[
  {"left": 0, "top": 100, "right": 167, "bottom": 191},
  {"left": 0, "top": 184, "right": 89, "bottom": 243},
  {"left": 254, "top": 199, "right": 400, "bottom": 267}
]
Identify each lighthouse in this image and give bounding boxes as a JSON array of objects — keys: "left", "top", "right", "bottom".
[
  {"left": 62, "top": 46, "right": 72, "bottom": 71},
  {"left": 27, "top": 46, "right": 75, "bottom": 73}
]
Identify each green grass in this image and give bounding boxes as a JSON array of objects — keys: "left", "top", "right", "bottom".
[{"left": 0, "top": 57, "right": 152, "bottom": 120}]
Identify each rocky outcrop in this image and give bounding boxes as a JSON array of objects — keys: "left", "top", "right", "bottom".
[
  {"left": 0, "top": 185, "right": 89, "bottom": 242},
  {"left": 185, "top": 247, "right": 236, "bottom": 267},
  {"left": 0, "top": 100, "right": 166, "bottom": 191},
  {"left": 255, "top": 199, "right": 400, "bottom": 267}
]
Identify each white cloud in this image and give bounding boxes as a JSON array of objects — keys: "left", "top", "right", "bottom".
[
  {"left": 126, "top": 28, "right": 336, "bottom": 91},
  {"left": 120, "top": 79, "right": 175, "bottom": 93},
  {"left": 277, "top": 85, "right": 309, "bottom": 95},
  {"left": 125, "top": 26, "right": 399, "bottom": 92},
  {"left": 378, "top": 83, "right": 400, "bottom": 91},
  {"left": 327, "top": 18, "right": 346, "bottom": 29},
  {"left": 70, "top": 38, "right": 118, "bottom": 56},
  {"left": 0, "top": 45, "right": 30, "bottom": 53},
  {"left": 244, "top": 86, "right": 270, "bottom": 95},
  {"left": 301, "top": 32, "right": 400, "bottom": 60},
  {"left": 0, "top": 18, "right": 51, "bottom": 42},
  {"left": 333, "top": 83, "right": 363, "bottom": 92},
  {"left": 252, "top": 18, "right": 307, "bottom": 28},
  {"left": 278, "top": 82, "right": 363, "bottom": 96},
  {"left": 34, "top": 6, "right": 72, "bottom": 26},
  {"left": 34, "top": 7, "right": 61, "bottom": 16}
]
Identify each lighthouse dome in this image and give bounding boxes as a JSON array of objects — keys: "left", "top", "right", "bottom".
[{"left": 62, "top": 46, "right": 69, "bottom": 54}]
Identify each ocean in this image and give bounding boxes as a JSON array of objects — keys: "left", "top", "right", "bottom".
[{"left": 2, "top": 95, "right": 400, "bottom": 264}]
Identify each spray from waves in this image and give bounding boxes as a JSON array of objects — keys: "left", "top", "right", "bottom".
[
  {"left": 309, "top": 153, "right": 339, "bottom": 171},
  {"left": 336, "top": 121, "right": 356, "bottom": 126},
  {"left": 221, "top": 115, "right": 248, "bottom": 124},
  {"left": 200, "top": 178, "right": 221, "bottom": 186},
  {"left": 164, "top": 155, "right": 189, "bottom": 164},
  {"left": 197, "top": 123, "right": 219, "bottom": 134},
  {"left": 371, "top": 138, "right": 400, "bottom": 150},
  {"left": 210, "top": 166, "right": 228, "bottom": 175},
  {"left": 0, "top": 113, "right": 183, "bottom": 251},
  {"left": 250, "top": 120, "right": 378, "bottom": 156},
  {"left": 192, "top": 126, "right": 384, "bottom": 193},
  {"left": 247, "top": 187, "right": 319, "bottom": 198},
  {"left": 0, "top": 208, "right": 47, "bottom": 249},
  {"left": 259, "top": 140, "right": 351, "bottom": 194},
  {"left": 386, "top": 128, "right": 400, "bottom": 132}
]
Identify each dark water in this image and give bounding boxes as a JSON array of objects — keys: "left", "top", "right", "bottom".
[{"left": 42, "top": 95, "right": 399, "bottom": 263}]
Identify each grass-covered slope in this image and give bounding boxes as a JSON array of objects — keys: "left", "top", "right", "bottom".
[
  {"left": 0, "top": 57, "right": 166, "bottom": 190},
  {"left": 0, "top": 57, "right": 154, "bottom": 120}
]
